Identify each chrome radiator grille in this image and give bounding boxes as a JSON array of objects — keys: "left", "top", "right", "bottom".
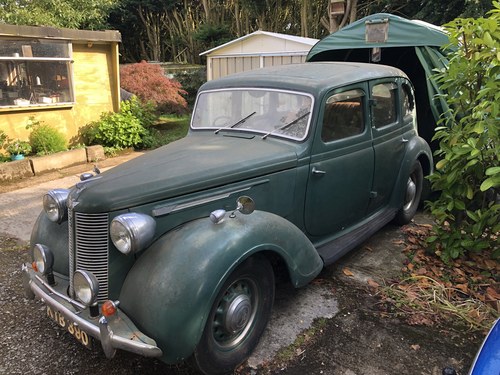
[{"left": 68, "top": 209, "right": 109, "bottom": 303}]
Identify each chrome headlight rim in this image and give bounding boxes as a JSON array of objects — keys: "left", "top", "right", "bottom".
[
  {"left": 33, "top": 244, "right": 54, "bottom": 275},
  {"left": 110, "top": 213, "right": 156, "bottom": 255},
  {"left": 73, "top": 270, "right": 99, "bottom": 306},
  {"left": 43, "top": 189, "right": 70, "bottom": 223}
]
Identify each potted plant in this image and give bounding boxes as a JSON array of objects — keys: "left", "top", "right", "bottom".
[{"left": 6, "top": 139, "right": 32, "bottom": 160}]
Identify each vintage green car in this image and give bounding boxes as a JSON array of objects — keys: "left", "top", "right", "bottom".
[{"left": 23, "top": 62, "right": 433, "bottom": 374}]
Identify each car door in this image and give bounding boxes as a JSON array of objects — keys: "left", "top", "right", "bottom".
[
  {"left": 305, "top": 84, "right": 374, "bottom": 237},
  {"left": 367, "top": 80, "right": 405, "bottom": 214}
]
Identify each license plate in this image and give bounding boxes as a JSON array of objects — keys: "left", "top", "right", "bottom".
[{"left": 46, "top": 306, "right": 92, "bottom": 349}]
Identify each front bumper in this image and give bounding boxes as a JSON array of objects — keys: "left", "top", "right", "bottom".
[{"left": 22, "top": 263, "right": 162, "bottom": 359}]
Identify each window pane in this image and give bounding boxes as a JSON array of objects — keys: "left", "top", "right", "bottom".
[
  {"left": 0, "top": 39, "right": 73, "bottom": 107},
  {"left": 322, "top": 89, "right": 365, "bottom": 142},
  {"left": 371, "top": 82, "right": 397, "bottom": 128},
  {"left": 0, "top": 39, "right": 70, "bottom": 58},
  {"left": 192, "top": 89, "right": 312, "bottom": 141},
  {"left": 0, "top": 60, "right": 73, "bottom": 106}
]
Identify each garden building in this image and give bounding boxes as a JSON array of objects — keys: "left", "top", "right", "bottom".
[
  {"left": 0, "top": 23, "right": 121, "bottom": 142},
  {"left": 200, "top": 30, "right": 318, "bottom": 81}
]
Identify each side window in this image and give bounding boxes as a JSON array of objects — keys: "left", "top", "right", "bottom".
[
  {"left": 321, "top": 89, "right": 365, "bottom": 142},
  {"left": 401, "top": 83, "right": 415, "bottom": 117},
  {"left": 371, "top": 82, "right": 397, "bottom": 128}
]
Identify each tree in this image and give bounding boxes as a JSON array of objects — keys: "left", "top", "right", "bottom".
[
  {"left": 0, "top": 0, "right": 116, "bottom": 29},
  {"left": 426, "top": 1, "right": 500, "bottom": 261}
]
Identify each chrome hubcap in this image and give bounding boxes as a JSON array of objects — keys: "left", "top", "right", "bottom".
[
  {"left": 224, "top": 294, "right": 251, "bottom": 333},
  {"left": 212, "top": 279, "right": 257, "bottom": 348},
  {"left": 403, "top": 176, "right": 417, "bottom": 211}
]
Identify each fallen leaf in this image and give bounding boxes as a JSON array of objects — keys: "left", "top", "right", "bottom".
[
  {"left": 407, "top": 263, "right": 415, "bottom": 271},
  {"left": 367, "top": 279, "right": 380, "bottom": 288},
  {"left": 411, "top": 344, "right": 421, "bottom": 351},
  {"left": 365, "top": 246, "right": 373, "bottom": 252},
  {"left": 342, "top": 268, "right": 354, "bottom": 277},
  {"left": 455, "top": 284, "right": 469, "bottom": 294}
]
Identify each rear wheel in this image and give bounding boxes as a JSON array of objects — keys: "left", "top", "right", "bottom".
[
  {"left": 193, "top": 255, "right": 275, "bottom": 375},
  {"left": 394, "top": 160, "right": 423, "bottom": 225}
]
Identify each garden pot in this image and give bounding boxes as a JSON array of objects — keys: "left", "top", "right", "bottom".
[{"left": 10, "top": 154, "right": 24, "bottom": 161}]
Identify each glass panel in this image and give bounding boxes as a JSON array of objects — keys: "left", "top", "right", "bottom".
[
  {"left": 371, "top": 82, "right": 397, "bottom": 128},
  {"left": 0, "top": 39, "right": 70, "bottom": 58},
  {"left": 0, "top": 60, "right": 73, "bottom": 106},
  {"left": 0, "top": 39, "right": 73, "bottom": 107},
  {"left": 192, "top": 89, "right": 313, "bottom": 141},
  {"left": 322, "top": 89, "right": 365, "bottom": 142}
]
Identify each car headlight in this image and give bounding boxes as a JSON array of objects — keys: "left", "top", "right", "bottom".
[
  {"left": 73, "top": 270, "right": 99, "bottom": 306},
  {"left": 110, "top": 213, "right": 156, "bottom": 255},
  {"left": 33, "top": 244, "right": 54, "bottom": 275},
  {"left": 43, "top": 189, "right": 70, "bottom": 223}
]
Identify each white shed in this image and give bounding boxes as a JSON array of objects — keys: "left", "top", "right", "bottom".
[{"left": 200, "top": 30, "right": 318, "bottom": 81}]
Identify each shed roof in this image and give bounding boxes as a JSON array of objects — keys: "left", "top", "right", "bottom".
[
  {"left": 200, "top": 30, "right": 318, "bottom": 56},
  {"left": 0, "top": 23, "right": 121, "bottom": 43}
]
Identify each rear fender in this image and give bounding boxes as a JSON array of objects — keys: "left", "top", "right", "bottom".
[
  {"left": 391, "top": 135, "right": 433, "bottom": 207},
  {"left": 118, "top": 210, "right": 323, "bottom": 363}
]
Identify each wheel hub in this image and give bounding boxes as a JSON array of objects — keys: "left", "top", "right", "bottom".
[
  {"left": 404, "top": 177, "right": 417, "bottom": 211},
  {"left": 224, "top": 294, "right": 251, "bottom": 334}
]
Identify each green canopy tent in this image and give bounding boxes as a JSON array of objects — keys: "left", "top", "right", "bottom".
[{"left": 307, "top": 13, "right": 450, "bottom": 148}]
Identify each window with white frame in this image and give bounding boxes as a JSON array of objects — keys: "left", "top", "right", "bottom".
[{"left": 0, "top": 39, "right": 74, "bottom": 108}]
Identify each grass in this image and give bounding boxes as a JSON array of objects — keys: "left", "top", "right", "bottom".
[{"left": 153, "top": 114, "right": 190, "bottom": 144}]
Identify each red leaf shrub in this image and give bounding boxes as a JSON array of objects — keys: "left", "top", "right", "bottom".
[{"left": 120, "top": 61, "right": 188, "bottom": 114}]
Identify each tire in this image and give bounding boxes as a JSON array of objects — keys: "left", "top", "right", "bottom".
[
  {"left": 193, "top": 255, "right": 275, "bottom": 375},
  {"left": 394, "top": 160, "right": 423, "bottom": 225}
]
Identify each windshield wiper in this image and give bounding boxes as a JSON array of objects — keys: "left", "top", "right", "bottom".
[
  {"left": 214, "top": 111, "right": 257, "bottom": 134},
  {"left": 262, "top": 111, "right": 310, "bottom": 140}
]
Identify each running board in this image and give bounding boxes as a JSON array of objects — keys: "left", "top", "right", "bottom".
[{"left": 317, "top": 208, "right": 397, "bottom": 266}]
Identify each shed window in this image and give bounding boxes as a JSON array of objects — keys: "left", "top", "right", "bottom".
[{"left": 0, "top": 39, "right": 73, "bottom": 108}]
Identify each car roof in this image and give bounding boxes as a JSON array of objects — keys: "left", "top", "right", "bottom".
[{"left": 199, "top": 62, "right": 408, "bottom": 94}]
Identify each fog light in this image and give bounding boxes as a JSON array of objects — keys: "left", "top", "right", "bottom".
[
  {"left": 73, "top": 270, "right": 99, "bottom": 306},
  {"left": 33, "top": 244, "right": 54, "bottom": 275}
]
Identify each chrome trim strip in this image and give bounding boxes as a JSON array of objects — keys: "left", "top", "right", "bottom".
[{"left": 152, "top": 185, "right": 257, "bottom": 217}]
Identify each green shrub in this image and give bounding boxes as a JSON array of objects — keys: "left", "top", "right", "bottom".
[
  {"left": 82, "top": 97, "right": 159, "bottom": 150},
  {"left": 26, "top": 117, "right": 67, "bottom": 155},
  {"left": 426, "top": 4, "right": 500, "bottom": 262}
]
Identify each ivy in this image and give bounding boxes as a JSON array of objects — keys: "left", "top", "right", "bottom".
[{"left": 427, "top": 2, "right": 500, "bottom": 262}]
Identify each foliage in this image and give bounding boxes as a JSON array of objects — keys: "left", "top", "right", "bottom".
[
  {"left": 0, "top": 0, "right": 116, "bottom": 29},
  {"left": 173, "top": 68, "right": 206, "bottom": 107},
  {"left": 82, "top": 97, "right": 158, "bottom": 149},
  {"left": 426, "top": 3, "right": 500, "bottom": 262},
  {"left": 26, "top": 117, "right": 67, "bottom": 155},
  {"left": 6, "top": 139, "right": 31, "bottom": 156},
  {"left": 377, "top": 223, "right": 498, "bottom": 332},
  {"left": 363, "top": 0, "right": 494, "bottom": 26},
  {"left": 120, "top": 61, "right": 188, "bottom": 114}
]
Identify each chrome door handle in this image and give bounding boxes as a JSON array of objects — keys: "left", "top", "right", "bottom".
[{"left": 312, "top": 167, "right": 326, "bottom": 175}]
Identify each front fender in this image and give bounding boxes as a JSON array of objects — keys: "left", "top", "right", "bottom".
[{"left": 118, "top": 210, "right": 323, "bottom": 363}]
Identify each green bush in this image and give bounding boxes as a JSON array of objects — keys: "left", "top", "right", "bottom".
[
  {"left": 82, "top": 97, "right": 156, "bottom": 149},
  {"left": 26, "top": 117, "right": 67, "bottom": 155},
  {"left": 426, "top": 4, "right": 500, "bottom": 262}
]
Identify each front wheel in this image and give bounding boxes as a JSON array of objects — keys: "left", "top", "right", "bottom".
[
  {"left": 193, "top": 255, "right": 275, "bottom": 375},
  {"left": 394, "top": 160, "right": 423, "bottom": 225}
]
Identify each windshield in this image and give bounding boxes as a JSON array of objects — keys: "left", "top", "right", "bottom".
[{"left": 191, "top": 89, "right": 313, "bottom": 141}]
